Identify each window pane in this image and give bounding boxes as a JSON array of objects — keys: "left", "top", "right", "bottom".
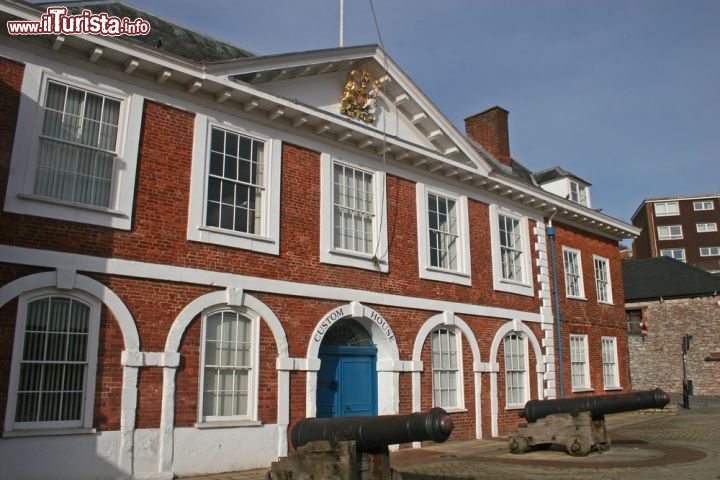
[
  {"left": 570, "top": 335, "right": 589, "bottom": 389},
  {"left": 428, "top": 193, "right": 459, "bottom": 270},
  {"left": 499, "top": 215, "right": 524, "bottom": 281},
  {"left": 202, "top": 311, "right": 253, "bottom": 419},
  {"left": 602, "top": 337, "right": 619, "bottom": 388},
  {"left": 504, "top": 334, "right": 526, "bottom": 405},
  {"left": 332, "top": 162, "right": 375, "bottom": 254},
  {"left": 431, "top": 329, "right": 459, "bottom": 408},
  {"left": 594, "top": 258, "right": 610, "bottom": 303},
  {"left": 205, "top": 127, "right": 266, "bottom": 234},
  {"left": 16, "top": 296, "right": 90, "bottom": 426},
  {"left": 35, "top": 81, "right": 120, "bottom": 208},
  {"left": 563, "top": 250, "right": 583, "bottom": 297}
]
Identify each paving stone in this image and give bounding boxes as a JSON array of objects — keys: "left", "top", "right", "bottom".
[{"left": 180, "top": 397, "right": 720, "bottom": 480}]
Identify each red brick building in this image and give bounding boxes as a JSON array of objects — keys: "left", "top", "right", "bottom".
[
  {"left": 0, "top": 1, "right": 638, "bottom": 478},
  {"left": 632, "top": 194, "right": 720, "bottom": 273}
]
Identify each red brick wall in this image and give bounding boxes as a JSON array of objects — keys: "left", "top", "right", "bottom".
[
  {"left": 551, "top": 222, "right": 630, "bottom": 395},
  {"left": 111, "top": 278, "right": 216, "bottom": 429},
  {"left": 0, "top": 57, "right": 24, "bottom": 208},
  {"left": 94, "top": 303, "right": 125, "bottom": 431},
  {"left": 631, "top": 204, "right": 652, "bottom": 258},
  {"left": 0, "top": 263, "right": 37, "bottom": 429}
]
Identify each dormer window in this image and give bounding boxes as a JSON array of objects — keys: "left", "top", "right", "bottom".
[
  {"left": 534, "top": 167, "right": 592, "bottom": 209},
  {"left": 570, "top": 180, "right": 589, "bottom": 206}
]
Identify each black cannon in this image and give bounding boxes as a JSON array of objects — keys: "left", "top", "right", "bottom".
[
  {"left": 268, "top": 408, "right": 454, "bottom": 480},
  {"left": 292, "top": 407, "right": 454, "bottom": 450},
  {"left": 509, "top": 389, "right": 670, "bottom": 456},
  {"left": 521, "top": 388, "right": 670, "bottom": 423}
]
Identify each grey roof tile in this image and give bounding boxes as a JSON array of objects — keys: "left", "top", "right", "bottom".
[
  {"left": 37, "top": 0, "right": 254, "bottom": 63},
  {"left": 622, "top": 256, "right": 720, "bottom": 302}
]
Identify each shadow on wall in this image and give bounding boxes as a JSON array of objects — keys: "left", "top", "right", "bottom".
[{"left": 0, "top": 433, "right": 127, "bottom": 480}]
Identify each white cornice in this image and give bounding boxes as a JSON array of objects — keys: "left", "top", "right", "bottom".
[
  {"left": 206, "top": 44, "right": 382, "bottom": 76},
  {"left": 0, "top": 245, "right": 543, "bottom": 323}
]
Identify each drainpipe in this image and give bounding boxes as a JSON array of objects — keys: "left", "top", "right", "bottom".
[{"left": 546, "top": 210, "right": 565, "bottom": 398}]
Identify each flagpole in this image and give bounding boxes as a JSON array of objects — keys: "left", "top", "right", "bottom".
[{"left": 339, "top": 0, "right": 344, "bottom": 47}]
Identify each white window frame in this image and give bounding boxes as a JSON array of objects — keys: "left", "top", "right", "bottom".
[
  {"left": 562, "top": 247, "right": 585, "bottom": 299},
  {"left": 4, "top": 290, "right": 100, "bottom": 434},
  {"left": 697, "top": 223, "right": 718, "bottom": 233},
  {"left": 489, "top": 204, "right": 533, "bottom": 296},
  {"left": 693, "top": 200, "right": 714, "bottom": 211},
  {"left": 503, "top": 333, "right": 529, "bottom": 409},
  {"left": 4, "top": 63, "right": 143, "bottom": 230},
  {"left": 569, "top": 334, "right": 591, "bottom": 392},
  {"left": 416, "top": 183, "right": 471, "bottom": 285},
  {"left": 657, "top": 225, "right": 683, "bottom": 240},
  {"left": 653, "top": 201, "right": 679, "bottom": 217},
  {"left": 188, "top": 114, "right": 281, "bottom": 255},
  {"left": 569, "top": 180, "right": 589, "bottom": 206},
  {"left": 660, "top": 248, "right": 686, "bottom": 262},
  {"left": 198, "top": 307, "right": 260, "bottom": 424},
  {"left": 700, "top": 246, "right": 720, "bottom": 257},
  {"left": 320, "top": 154, "right": 388, "bottom": 272},
  {"left": 601, "top": 336, "right": 621, "bottom": 390},
  {"left": 593, "top": 255, "right": 613, "bottom": 304},
  {"left": 430, "top": 328, "right": 465, "bottom": 411}
]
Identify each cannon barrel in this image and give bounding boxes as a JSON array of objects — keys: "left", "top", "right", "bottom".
[
  {"left": 521, "top": 388, "right": 670, "bottom": 423},
  {"left": 291, "top": 407, "right": 454, "bottom": 450}
]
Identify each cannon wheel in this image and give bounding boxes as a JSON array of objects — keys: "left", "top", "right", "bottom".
[
  {"left": 508, "top": 435, "right": 529, "bottom": 454},
  {"left": 596, "top": 441, "right": 610, "bottom": 452},
  {"left": 566, "top": 436, "right": 591, "bottom": 457}
]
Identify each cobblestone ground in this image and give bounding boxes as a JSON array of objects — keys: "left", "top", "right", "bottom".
[
  {"left": 181, "top": 396, "right": 720, "bottom": 480},
  {"left": 394, "top": 396, "right": 720, "bottom": 480}
]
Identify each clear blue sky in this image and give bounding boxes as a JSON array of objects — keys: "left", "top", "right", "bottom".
[{"left": 109, "top": 1, "right": 720, "bottom": 223}]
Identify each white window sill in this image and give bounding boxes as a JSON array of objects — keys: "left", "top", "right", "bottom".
[
  {"left": 495, "top": 279, "right": 534, "bottom": 297},
  {"left": 566, "top": 295, "right": 588, "bottom": 301},
  {"left": 603, "top": 386, "right": 623, "bottom": 392},
  {"left": 7, "top": 192, "right": 132, "bottom": 229},
  {"left": 436, "top": 407, "right": 467, "bottom": 414},
  {"left": 196, "top": 225, "right": 275, "bottom": 244},
  {"left": 189, "top": 225, "right": 279, "bottom": 255},
  {"left": 321, "top": 248, "right": 389, "bottom": 273},
  {"left": 194, "top": 420, "right": 262, "bottom": 429},
  {"left": 3, "top": 427, "right": 97, "bottom": 438},
  {"left": 571, "top": 387, "right": 594, "bottom": 393},
  {"left": 421, "top": 267, "right": 472, "bottom": 286},
  {"left": 505, "top": 404, "right": 525, "bottom": 411},
  {"left": 16, "top": 193, "right": 127, "bottom": 217}
]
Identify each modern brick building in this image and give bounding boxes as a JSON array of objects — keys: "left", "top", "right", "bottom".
[
  {"left": 0, "top": 1, "right": 638, "bottom": 478},
  {"left": 631, "top": 194, "right": 720, "bottom": 273}
]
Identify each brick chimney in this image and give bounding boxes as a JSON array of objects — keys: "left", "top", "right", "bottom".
[{"left": 464, "top": 106, "right": 511, "bottom": 168}]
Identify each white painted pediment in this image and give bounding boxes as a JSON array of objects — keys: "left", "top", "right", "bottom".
[{"left": 207, "top": 45, "right": 492, "bottom": 175}]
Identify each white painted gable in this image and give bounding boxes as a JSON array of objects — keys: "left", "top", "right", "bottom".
[
  {"left": 259, "top": 71, "right": 437, "bottom": 150},
  {"left": 209, "top": 45, "right": 492, "bottom": 174}
]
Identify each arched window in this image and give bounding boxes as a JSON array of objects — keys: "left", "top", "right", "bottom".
[
  {"left": 504, "top": 333, "right": 528, "bottom": 408},
  {"left": 431, "top": 329, "right": 463, "bottom": 409},
  {"left": 199, "top": 308, "right": 259, "bottom": 422},
  {"left": 6, "top": 292, "right": 100, "bottom": 432}
]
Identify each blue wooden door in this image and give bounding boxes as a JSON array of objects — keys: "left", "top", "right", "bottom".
[{"left": 317, "top": 346, "right": 377, "bottom": 418}]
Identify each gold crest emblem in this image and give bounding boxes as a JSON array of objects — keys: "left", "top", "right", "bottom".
[{"left": 339, "top": 69, "right": 382, "bottom": 124}]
